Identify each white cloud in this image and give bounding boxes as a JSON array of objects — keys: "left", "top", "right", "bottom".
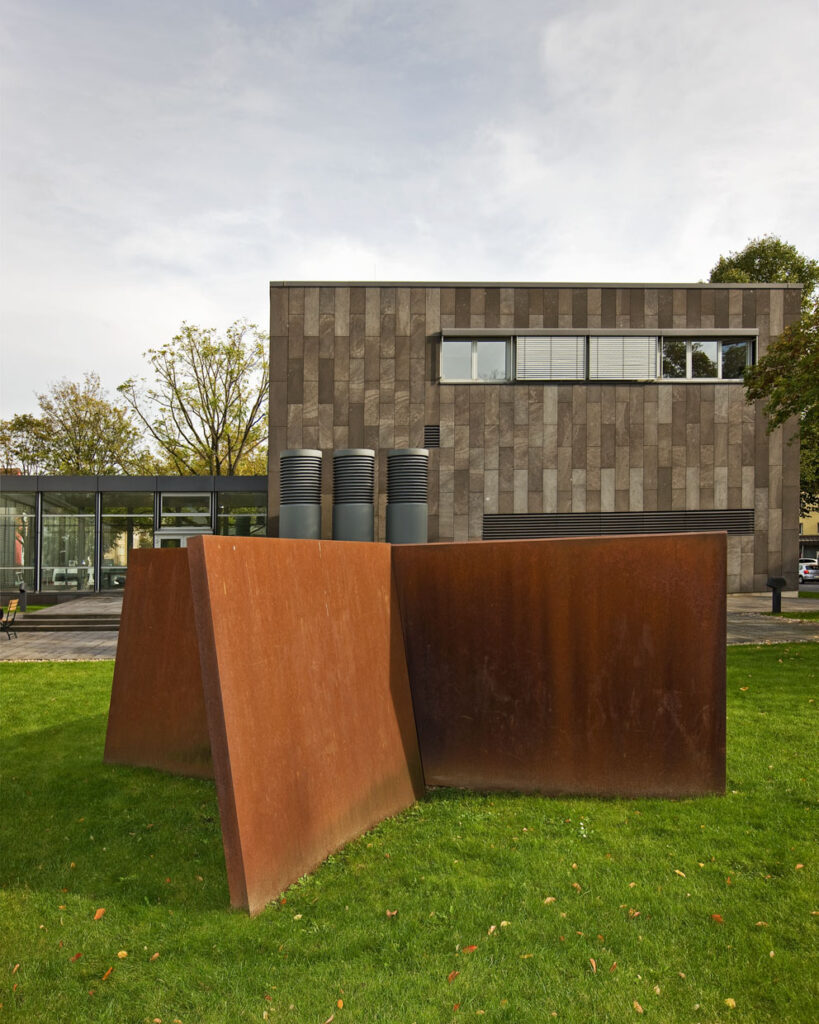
[{"left": 2, "top": 0, "right": 817, "bottom": 414}]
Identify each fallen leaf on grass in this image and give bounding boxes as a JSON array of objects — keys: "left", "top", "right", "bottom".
[
  {"left": 711, "top": 914, "right": 724, "bottom": 924},
  {"left": 769, "top": 950, "right": 775, "bottom": 957},
  {"left": 725, "top": 997, "right": 736, "bottom": 1008},
  {"left": 674, "top": 869, "right": 686, "bottom": 877},
  {"left": 463, "top": 945, "right": 477, "bottom": 954},
  {"left": 520, "top": 954, "right": 533, "bottom": 959},
  {"left": 633, "top": 1000, "right": 643, "bottom": 1014},
  {"left": 610, "top": 962, "right": 618, "bottom": 973},
  {"left": 93, "top": 908, "right": 106, "bottom": 921},
  {"left": 500, "top": 921, "right": 510, "bottom": 927},
  {"left": 572, "top": 882, "right": 582, "bottom": 892},
  {"left": 447, "top": 970, "right": 460, "bottom": 983},
  {"left": 323, "top": 1015, "right": 334, "bottom": 1024},
  {"left": 70, "top": 953, "right": 82, "bottom": 962},
  {"left": 11, "top": 965, "right": 19, "bottom": 975},
  {"left": 796, "top": 864, "right": 804, "bottom": 870},
  {"left": 452, "top": 1004, "right": 460, "bottom": 1011},
  {"left": 337, "top": 998, "right": 343, "bottom": 1008},
  {"left": 628, "top": 908, "right": 640, "bottom": 918},
  {"left": 385, "top": 909, "right": 398, "bottom": 917},
  {"left": 487, "top": 925, "right": 496, "bottom": 935},
  {"left": 117, "top": 950, "right": 128, "bottom": 959},
  {"left": 653, "top": 985, "right": 661, "bottom": 994},
  {"left": 150, "top": 952, "right": 160, "bottom": 961},
  {"left": 628, "top": 882, "right": 636, "bottom": 888},
  {"left": 543, "top": 896, "right": 556, "bottom": 904},
  {"left": 755, "top": 921, "right": 768, "bottom": 927},
  {"left": 589, "top": 958, "right": 597, "bottom": 974}
]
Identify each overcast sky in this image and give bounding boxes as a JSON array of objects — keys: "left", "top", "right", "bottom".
[{"left": 1, "top": 0, "right": 817, "bottom": 416}]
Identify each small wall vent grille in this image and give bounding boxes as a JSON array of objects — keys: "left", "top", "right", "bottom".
[
  {"left": 424, "top": 425, "right": 441, "bottom": 448},
  {"left": 482, "top": 509, "right": 754, "bottom": 540}
]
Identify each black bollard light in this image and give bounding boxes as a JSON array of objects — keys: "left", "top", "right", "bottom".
[{"left": 766, "top": 576, "right": 787, "bottom": 614}]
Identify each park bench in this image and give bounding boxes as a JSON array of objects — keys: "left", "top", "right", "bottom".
[{"left": 1, "top": 598, "right": 19, "bottom": 640}]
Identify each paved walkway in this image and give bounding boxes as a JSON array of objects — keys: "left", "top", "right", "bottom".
[{"left": 1, "top": 591, "right": 816, "bottom": 662}]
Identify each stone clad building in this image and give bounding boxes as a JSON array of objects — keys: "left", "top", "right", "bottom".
[{"left": 268, "top": 282, "right": 802, "bottom": 592}]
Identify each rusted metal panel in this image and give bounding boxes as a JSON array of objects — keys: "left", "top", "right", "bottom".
[
  {"left": 104, "top": 549, "right": 213, "bottom": 779},
  {"left": 186, "top": 536, "right": 424, "bottom": 915},
  {"left": 392, "top": 533, "right": 726, "bottom": 797}
]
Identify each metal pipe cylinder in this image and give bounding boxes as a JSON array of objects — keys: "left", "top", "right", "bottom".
[
  {"left": 332, "top": 449, "right": 375, "bottom": 541},
  {"left": 386, "top": 448, "right": 429, "bottom": 544},
  {"left": 279, "top": 449, "right": 322, "bottom": 539}
]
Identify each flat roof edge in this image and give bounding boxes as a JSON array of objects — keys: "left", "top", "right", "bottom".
[{"left": 270, "top": 281, "right": 804, "bottom": 290}]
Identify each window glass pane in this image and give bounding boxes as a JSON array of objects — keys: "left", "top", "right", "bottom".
[
  {"left": 100, "top": 516, "right": 153, "bottom": 589},
  {"left": 0, "top": 508, "right": 35, "bottom": 590},
  {"left": 475, "top": 341, "right": 508, "bottom": 381},
  {"left": 42, "top": 491, "right": 95, "bottom": 514},
  {"left": 102, "top": 491, "right": 154, "bottom": 514},
  {"left": 516, "top": 337, "right": 585, "bottom": 380},
  {"left": 216, "top": 514, "right": 267, "bottom": 537},
  {"left": 721, "top": 340, "right": 750, "bottom": 379},
  {"left": 41, "top": 516, "right": 95, "bottom": 590},
  {"left": 661, "top": 340, "right": 687, "bottom": 378},
  {"left": 0, "top": 491, "right": 36, "bottom": 515},
  {"left": 160, "top": 515, "right": 211, "bottom": 528},
  {"left": 691, "top": 341, "right": 718, "bottom": 378},
  {"left": 216, "top": 492, "right": 267, "bottom": 514},
  {"left": 161, "top": 493, "right": 210, "bottom": 515},
  {"left": 440, "top": 341, "right": 473, "bottom": 380}
]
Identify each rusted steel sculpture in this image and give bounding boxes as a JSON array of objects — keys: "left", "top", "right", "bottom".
[
  {"left": 106, "top": 532, "right": 726, "bottom": 915},
  {"left": 392, "top": 533, "right": 726, "bottom": 798},
  {"left": 104, "top": 549, "right": 212, "bottom": 779},
  {"left": 190, "top": 537, "right": 421, "bottom": 914}
]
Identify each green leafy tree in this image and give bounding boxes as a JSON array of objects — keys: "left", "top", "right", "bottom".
[
  {"left": 744, "top": 306, "right": 819, "bottom": 512},
  {"left": 34, "top": 372, "right": 151, "bottom": 475},
  {"left": 0, "top": 414, "right": 49, "bottom": 474},
  {"left": 710, "top": 234, "right": 819, "bottom": 310},
  {"left": 119, "top": 320, "right": 269, "bottom": 476},
  {"left": 710, "top": 236, "right": 819, "bottom": 513}
]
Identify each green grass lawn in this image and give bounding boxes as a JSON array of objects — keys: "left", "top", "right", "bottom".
[
  {"left": 1, "top": 648, "right": 817, "bottom": 1023},
  {"left": 766, "top": 610, "right": 819, "bottom": 621}
]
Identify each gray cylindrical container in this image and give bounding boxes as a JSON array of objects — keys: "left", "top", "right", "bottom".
[
  {"left": 333, "top": 449, "right": 375, "bottom": 541},
  {"left": 386, "top": 448, "right": 429, "bottom": 544},
  {"left": 279, "top": 449, "right": 322, "bottom": 539}
]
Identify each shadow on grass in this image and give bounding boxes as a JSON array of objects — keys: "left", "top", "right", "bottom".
[{"left": 1, "top": 712, "right": 229, "bottom": 912}]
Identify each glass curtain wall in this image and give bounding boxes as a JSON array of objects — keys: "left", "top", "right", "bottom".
[
  {"left": 100, "top": 492, "right": 154, "bottom": 590},
  {"left": 41, "top": 492, "right": 95, "bottom": 591},
  {"left": 216, "top": 492, "right": 267, "bottom": 536},
  {"left": 0, "top": 491, "right": 37, "bottom": 590}
]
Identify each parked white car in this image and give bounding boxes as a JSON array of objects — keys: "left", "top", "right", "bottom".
[{"left": 798, "top": 560, "right": 819, "bottom": 582}]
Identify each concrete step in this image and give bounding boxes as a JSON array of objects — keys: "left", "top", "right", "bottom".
[{"left": 14, "top": 616, "right": 120, "bottom": 632}]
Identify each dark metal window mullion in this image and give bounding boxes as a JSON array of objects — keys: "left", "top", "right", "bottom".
[
  {"left": 34, "top": 490, "right": 42, "bottom": 592},
  {"left": 93, "top": 490, "right": 102, "bottom": 593}
]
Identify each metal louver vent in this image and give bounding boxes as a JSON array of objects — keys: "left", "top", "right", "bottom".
[
  {"left": 482, "top": 509, "right": 754, "bottom": 540},
  {"left": 424, "top": 425, "right": 441, "bottom": 448}
]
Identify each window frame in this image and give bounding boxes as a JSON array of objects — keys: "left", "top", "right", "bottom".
[
  {"left": 661, "top": 338, "right": 754, "bottom": 381},
  {"left": 439, "top": 337, "right": 512, "bottom": 383},
  {"left": 440, "top": 329, "right": 756, "bottom": 384}
]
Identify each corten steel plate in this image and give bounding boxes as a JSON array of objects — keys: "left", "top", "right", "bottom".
[
  {"left": 186, "top": 535, "right": 424, "bottom": 915},
  {"left": 104, "top": 549, "right": 213, "bottom": 779},
  {"left": 392, "top": 533, "right": 726, "bottom": 798}
]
